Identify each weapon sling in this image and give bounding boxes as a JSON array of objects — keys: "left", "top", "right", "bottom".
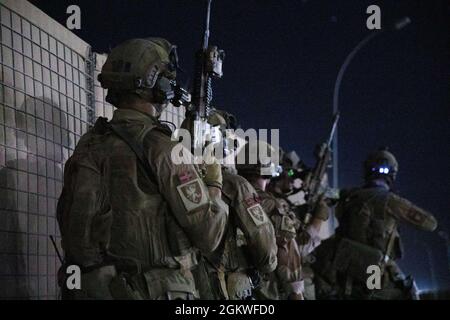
[{"left": 108, "top": 123, "right": 158, "bottom": 186}]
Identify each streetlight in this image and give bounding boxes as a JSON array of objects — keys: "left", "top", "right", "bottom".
[{"left": 331, "top": 17, "right": 412, "bottom": 190}]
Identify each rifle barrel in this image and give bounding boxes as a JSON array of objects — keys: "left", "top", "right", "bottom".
[{"left": 202, "top": 0, "right": 212, "bottom": 50}]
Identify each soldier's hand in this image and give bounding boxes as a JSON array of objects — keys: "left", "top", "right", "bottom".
[
  {"left": 202, "top": 145, "right": 223, "bottom": 189},
  {"left": 203, "top": 161, "right": 223, "bottom": 189},
  {"left": 313, "top": 195, "right": 329, "bottom": 221}
]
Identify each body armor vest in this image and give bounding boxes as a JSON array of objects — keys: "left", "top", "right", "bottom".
[
  {"left": 337, "top": 186, "right": 402, "bottom": 260},
  {"left": 57, "top": 117, "right": 194, "bottom": 270}
]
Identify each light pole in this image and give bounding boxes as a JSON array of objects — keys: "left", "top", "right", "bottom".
[{"left": 331, "top": 17, "right": 412, "bottom": 190}]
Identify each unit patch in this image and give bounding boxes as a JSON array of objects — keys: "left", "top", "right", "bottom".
[
  {"left": 247, "top": 203, "right": 268, "bottom": 226},
  {"left": 280, "top": 215, "right": 297, "bottom": 234},
  {"left": 177, "top": 178, "right": 208, "bottom": 212}
]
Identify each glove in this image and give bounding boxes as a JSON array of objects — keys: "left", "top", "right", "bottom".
[
  {"left": 202, "top": 144, "right": 223, "bottom": 189},
  {"left": 203, "top": 161, "right": 223, "bottom": 189},
  {"left": 312, "top": 196, "right": 329, "bottom": 221}
]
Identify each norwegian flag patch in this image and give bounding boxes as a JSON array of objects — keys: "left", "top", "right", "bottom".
[
  {"left": 244, "top": 195, "right": 260, "bottom": 208},
  {"left": 178, "top": 170, "right": 195, "bottom": 184}
]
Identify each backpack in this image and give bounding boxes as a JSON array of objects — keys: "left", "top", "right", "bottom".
[{"left": 56, "top": 117, "right": 157, "bottom": 269}]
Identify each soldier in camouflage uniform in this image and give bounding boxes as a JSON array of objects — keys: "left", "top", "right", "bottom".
[
  {"left": 237, "top": 142, "right": 329, "bottom": 300},
  {"left": 271, "top": 153, "right": 330, "bottom": 261},
  {"left": 313, "top": 148, "right": 437, "bottom": 300},
  {"left": 193, "top": 111, "right": 278, "bottom": 300},
  {"left": 56, "top": 38, "right": 229, "bottom": 299},
  {"left": 280, "top": 151, "right": 332, "bottom": 300}
]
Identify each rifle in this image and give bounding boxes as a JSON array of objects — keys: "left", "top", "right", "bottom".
[
  {"left": 302, "top": 112, "right": 340, "bottom": 224},
  {"left": 183, "top": 0, "right": 225, "bottom": 155}
]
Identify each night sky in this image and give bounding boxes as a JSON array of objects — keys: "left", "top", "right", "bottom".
[{"left": 29, "top": 0, "right": 449, "bottom": 291}]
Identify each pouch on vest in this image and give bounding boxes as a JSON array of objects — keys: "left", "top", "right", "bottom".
[
  {"left": 226, "top": 271, "right": 253, "bottom": 300},
  {"left": 109, "top": 272, "right": 145, "bottom": 300},
  {"left": 333, "top": 237, "right": 384, "bottom": 283},
  {"left": 143, "top": 268, "right": 198, "bottom": 299},
  {"left": 165, "top": 208, "right": 195, "bottom": 258}
]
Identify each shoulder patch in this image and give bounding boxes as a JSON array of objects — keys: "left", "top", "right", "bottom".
[
  {"left": 247, "top": 203, "right": 268, "bottom": 226},
  {"left": 407, "top": 209, "right": 426, "bottom": 224},
  {"left": 177, "top": 178, "right": 208, "bottom": 212},
  {"left": 275, "top": 198, "right": 290, "bottom": 215},
  {"left": 280, "top": 215, "right": 297, "bottom": 234}
]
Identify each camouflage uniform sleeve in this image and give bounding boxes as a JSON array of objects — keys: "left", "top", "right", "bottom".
[
  {"left": 225, "top": 174, "right": 277, "bottom": 274},
  {"left": 386, "top": 193, "right": 437, "bottom": 231},
  {"left": 259, "top": 194, "right": 303, "bottom": 295},
  {"left": 257, "top": 190, "right": 277, "bottom": 214},
  {"left": 298, "top": 198, "right": 330, "bottom": 257},
  {"left": 276, "top": 238, "right": 304, "bottom": 296},
  {"left": 298, "top": 227, "right": 322, "bottom": 258},
  {"left": 145, "top": 130, "right": 228, "bottom": 254}
]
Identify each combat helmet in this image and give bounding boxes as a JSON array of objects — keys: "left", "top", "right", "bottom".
[
  {"left": 364, "top": 147, "right": 399, "bottom": 184},
  {"left": 236, "top": 139, "right": 282, "bottom": 179},
  {"left": 98, "top": 38, "right": 188, "bottom": 106},
  {"left": 206, "top": 109, "right": 241, "bottom": 162}
]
